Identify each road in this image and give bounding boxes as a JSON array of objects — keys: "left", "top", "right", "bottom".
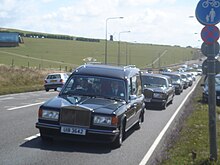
[{"left": 0, "top": 77, "right": 201, "bottom": 165}]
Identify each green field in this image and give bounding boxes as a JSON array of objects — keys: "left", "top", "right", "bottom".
[{"left": 0, "top": 32, "right": 200, "bottom": 70}]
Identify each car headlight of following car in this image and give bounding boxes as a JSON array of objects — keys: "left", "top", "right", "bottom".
[
  {"left": 93, "top": 115, "right": 118, "bottom": 126},
  {"left": 153, "top": 93, "right": 166, "bottom": 99},
  {"left": 39, "top": 109, "right": 59, "bottom": 120}
]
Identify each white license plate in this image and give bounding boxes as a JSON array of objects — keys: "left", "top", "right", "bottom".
[
  {"left": 145, "top": 98, "right": 151, "bottom": 102},
  {"left": 61, "top": 126, "right": 86, "bottom": 135},
  {"left": 217, "top": 96, "right": 220, "bottom": 99}
]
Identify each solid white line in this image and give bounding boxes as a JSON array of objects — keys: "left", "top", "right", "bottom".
[
  {"left": 7, "top": 102, "right": 44, "bottom": 111},
  {"left": 24, "top": 133, "right": 40, "bottom": 141},
  {"left": 139, "top": 77, "right": 201, "bottom": 165}
]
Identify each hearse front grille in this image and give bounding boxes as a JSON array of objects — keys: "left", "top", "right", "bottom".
[{"left": 60, "top": 106, "right": 91, "bottom": 127}]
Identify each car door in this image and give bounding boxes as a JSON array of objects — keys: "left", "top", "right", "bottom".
[
  {"left": 125, "top": 75, "right": 143, "bottom": 129},
  {"left": 167, "top": 78, "right": 174, "bottom": 102}
]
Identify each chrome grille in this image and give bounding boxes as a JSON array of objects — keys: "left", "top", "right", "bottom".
[
  {"left": 60, "top": 106, "right": 91, "bottom": 127},
  {"left": 143, "top": 88, "right": 153, "bottom": 98}
]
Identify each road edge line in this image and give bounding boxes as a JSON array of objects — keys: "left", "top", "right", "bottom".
[{"left": 139, "top": 77, "right": 201, "bottom": 165}]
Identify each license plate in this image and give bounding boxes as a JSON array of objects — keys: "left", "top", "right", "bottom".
[
  {"left": 50, "top": 80, "right": 57, "bottom": 82},
  {"left": 217, "top": 96, "right": 220, "bottom": 99},
  {"left": 61, "top": 126, "right": 86, "bottom": 135},
  {"left": 145, "top": 98, "right": 151, "bottom": 102}
]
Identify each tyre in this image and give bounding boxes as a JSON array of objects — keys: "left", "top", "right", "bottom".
[
  {"left": 135, "top": 109, "right": 144, "bottom": 130},
  {"left": 162, "top": 101, "right": 167, "bottom": 110},
  {"left": 170, "top": 95, "right": 174, "bottom": 104},
  {"left": 40, "top": 131, "right": 53, "bottom": 142},
  {"left": 45, "top": 89, "right": 49, "bottom": 92},
  {"left": 112, "top": 120, "right": 125, "bottom": 148}
]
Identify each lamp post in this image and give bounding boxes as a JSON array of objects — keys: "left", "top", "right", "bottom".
[
  {"left": 105, "top": 17, "right": 123, "bottom": 64},
  {"left": 118, "top": 30, "right": 130, "bottom": 65}
]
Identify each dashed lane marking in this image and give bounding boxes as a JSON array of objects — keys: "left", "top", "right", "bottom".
[
  {"left": 7, "top": 102, "right": 44, "bottom": 111},
  {"left": 25, "top": 133, "right": 40, "bottom": 141}
]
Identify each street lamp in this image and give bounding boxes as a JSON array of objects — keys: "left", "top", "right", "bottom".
[
  {"left": 105, "top": 17, "right": 124, "bottom": 64},
  {"left": 118, "top": 31, "right": 130, "bottom": 65}
]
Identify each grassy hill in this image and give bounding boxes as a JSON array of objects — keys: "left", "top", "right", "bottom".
[{"left": 0, "top": 28, "right": 201, "bottom": 70}]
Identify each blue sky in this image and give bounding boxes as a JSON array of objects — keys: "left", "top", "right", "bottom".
[{"left": 0, "top": 0, "right": 213, "bottom": 47}]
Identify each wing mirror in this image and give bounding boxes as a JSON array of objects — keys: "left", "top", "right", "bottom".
[{"left": 129, "top": 95, "right": 137, "bottom": 100}]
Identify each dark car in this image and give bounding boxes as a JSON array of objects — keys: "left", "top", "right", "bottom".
[
  {"left": 141, "top": 73, "right": 175, "bottom": 109},
  {"left": 36, "top": 63, "right": 145, "bottom": 148},
  {"left": 201, "top": 74, "right": 220, "bottom": 105},
  {"left": 162, "top": 72, "right": 184, "bottom": 95}
]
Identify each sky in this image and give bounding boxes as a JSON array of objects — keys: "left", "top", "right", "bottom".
[{"left": 0, "top": 0, "right": 214, "bottom": 48}]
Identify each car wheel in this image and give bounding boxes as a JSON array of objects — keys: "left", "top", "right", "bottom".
[
  {"left": 54, "top": 88, "right": 57, "bottom": 91},
  {"left": 162, "top": 101, "right": 167, "bottom": 110},
  {"left": 45, "top": 89, "right": 49, "bottom": 92},
  {"left": 170, "top": 95, "right": 174, "bottom": 104},
  {"left": 40, "top": 131, "right": 53, "bottom": 142},
  {"left": 112, "top": 120, "right": 125, "bottom": 148},
  {"left": 135, "top": 109, "right": 144, "bottom": 130}
]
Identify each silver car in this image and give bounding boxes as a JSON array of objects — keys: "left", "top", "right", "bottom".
[{"left": 44, "top": 73, "right": 69, "bottom": 92}]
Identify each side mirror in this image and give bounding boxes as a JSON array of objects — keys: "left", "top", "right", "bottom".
[{"left": 129, "top": 95, "right": 137, "bottom": 100}]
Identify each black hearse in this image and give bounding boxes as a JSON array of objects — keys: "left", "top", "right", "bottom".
[{"left": 36, "top": 63, "right": 145, "bottom": 148}]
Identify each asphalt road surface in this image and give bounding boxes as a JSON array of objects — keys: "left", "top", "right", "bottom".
[{"left": 0, "top": 77, "right": 201, "bottom": 165}]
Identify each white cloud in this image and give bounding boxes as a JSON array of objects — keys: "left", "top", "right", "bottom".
[{"left": 0, "top": 0, "right": 205, "bottom": 47}]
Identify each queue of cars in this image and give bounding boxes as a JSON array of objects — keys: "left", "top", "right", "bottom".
[{"left": 37, "top": 63, "right": 199, "bottom": 147}]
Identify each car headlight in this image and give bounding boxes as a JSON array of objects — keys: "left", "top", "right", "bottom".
[
  {"left": 93, "top": 115, "right": 118, "bottom": 126},
  {"left": 153, "top": 93, "right": 166, "bottom": 99},
  {"left": 40, "top": 109, "right": 59, "bottom": 120}
]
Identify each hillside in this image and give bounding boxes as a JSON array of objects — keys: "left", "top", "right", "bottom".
[{"left": 0, "top": 28, "right": 201, "bottom": 70}]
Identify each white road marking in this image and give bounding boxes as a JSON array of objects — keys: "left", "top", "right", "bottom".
[
  {"left": 7, "top": 102, "right": 44, "bottom": 111},
  {"left": 25, "top": 133, "right": 40, "bottom": 141},
  {"left": 0, "top": 97, "right": 14, "bottom": 101},
  {"left": 139, "top": 77, "right": 201, "bottom": 165}
]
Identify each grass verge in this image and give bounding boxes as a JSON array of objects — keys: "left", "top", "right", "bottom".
[
  {"left": 161, "top": 78, "right": 220, "bottom": 164},
  {"left": 0, "top": 64, "right": 53, "bottom": 95}
]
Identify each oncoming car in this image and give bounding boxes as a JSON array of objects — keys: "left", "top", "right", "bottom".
[
  {"left": 44, "top": 73, "right": 69, "bottom": 92},
  {"left": 201, "top": 74, "right": 220, "bottom": 105},
  {"left": 36, "top": 64, "right": 145, "bottom": 148}
]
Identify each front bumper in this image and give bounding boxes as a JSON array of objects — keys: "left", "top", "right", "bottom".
[
  {"left": 144, "top": 98, "right": 166, "bottom": 107},
  {"left": 36, "top": 122, "right": 119, "bottom": 143}
]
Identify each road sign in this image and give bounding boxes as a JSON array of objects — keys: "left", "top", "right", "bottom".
[
  {"left": 196, "top": 0, "right": 220, "bottom": 25},
  {"left": 201, "top": 42, "right": 220, "bottom": 56},
  {"left": 201, "top": 25, "right": 220, "bottom": 44},
  {"left": 202, "top": 58, "right": 220, "bottom": 75}
]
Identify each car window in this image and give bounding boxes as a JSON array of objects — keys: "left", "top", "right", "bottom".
[
  {"left": 216, "top": 77, "right": 220, "bottom": 85},
  {"left": 142, "top": 76, "right": 167, "bottom": 88},
  {"left": 62, "top": 75, "right": 126, "bottom": 100},
  {"left": 205, "top": 76, "right": 220, "bottom": 86},
  {"left": 47, "top": 74, "right": 61, "bottom": 79}
]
